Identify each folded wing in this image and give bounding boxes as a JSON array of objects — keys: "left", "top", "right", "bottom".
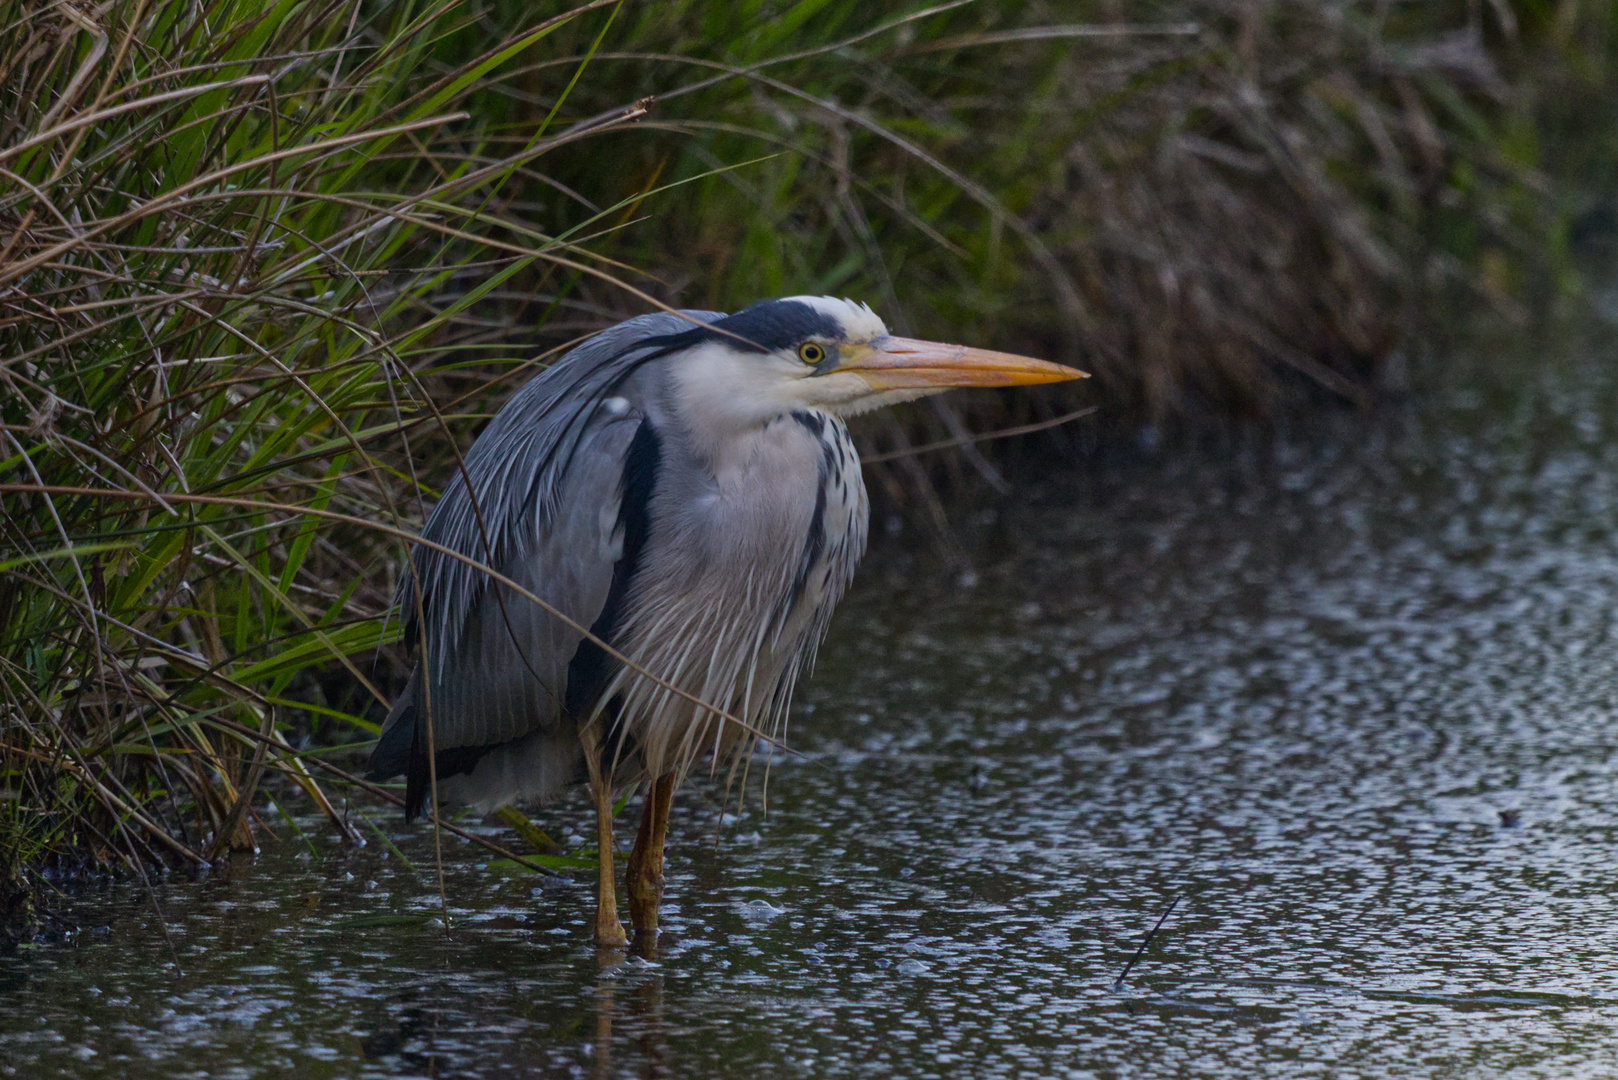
[{"left": 368, "top": 311, "right": 721, "bottom": 818}]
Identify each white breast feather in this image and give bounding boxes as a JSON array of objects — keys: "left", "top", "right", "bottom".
[{"left": 595, "top": 410, "right": 867, "bottom": 786}]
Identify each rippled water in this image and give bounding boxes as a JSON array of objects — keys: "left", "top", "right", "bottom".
[{"left": 7, "top": 331, "right": 1618, "bottom": 1078}]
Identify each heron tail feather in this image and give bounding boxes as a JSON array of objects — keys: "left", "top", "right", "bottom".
[{"left": 368, "top": 669, "right": 418, "bottom": 783}]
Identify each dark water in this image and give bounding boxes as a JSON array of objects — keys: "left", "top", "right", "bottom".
[{"left": 7, "top": 331, "right": 1618, "bottom": 1078}]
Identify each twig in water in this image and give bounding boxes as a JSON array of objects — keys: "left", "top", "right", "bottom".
[{"left": 1113, "top": 894, "right": 1180, "bottom": 991}]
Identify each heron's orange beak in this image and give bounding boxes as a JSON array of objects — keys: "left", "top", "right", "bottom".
[{"left": 840, "top": 336, "right": 1088, "bottom": 390}]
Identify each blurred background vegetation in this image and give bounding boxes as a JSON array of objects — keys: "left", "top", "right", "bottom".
[{"left": 1, "top": 0, "right": 1614, "bottom": 938}]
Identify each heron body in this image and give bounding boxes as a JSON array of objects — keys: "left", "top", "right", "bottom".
[{"left": 369, "top": 296, "right": 1085, "bottom": 948}]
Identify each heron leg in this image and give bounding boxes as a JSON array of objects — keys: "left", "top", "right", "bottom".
[
  {"left": 580, "top": 723, "right": 627, "bottom": 950},
  {"left": 627, "top": 772, "right": 674, "bottom": 948}
]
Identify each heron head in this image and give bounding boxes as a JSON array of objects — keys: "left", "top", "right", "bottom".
[{"left": 668, "top": 296, "right": 1087, "bottom": 426}]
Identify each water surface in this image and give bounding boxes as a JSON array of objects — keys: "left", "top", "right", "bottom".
[{"left": 6, "top": 331, "right": 1618, "bottom": 1078}]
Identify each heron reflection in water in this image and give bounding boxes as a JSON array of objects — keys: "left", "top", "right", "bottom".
[{"left": 369, "top": 297, "right": 1087, "bottom": 948}]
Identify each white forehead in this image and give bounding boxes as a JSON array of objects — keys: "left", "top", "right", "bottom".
[{"left": 782, "top": 295, "right": 889, "bottom": 342}]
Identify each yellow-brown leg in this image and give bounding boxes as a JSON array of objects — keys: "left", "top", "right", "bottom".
[
  {"left": 579, "top": 724, "right": 627, "bottom": 949},
  {"left": 627, "top": 772, "right": 674, "bottom": 948}
]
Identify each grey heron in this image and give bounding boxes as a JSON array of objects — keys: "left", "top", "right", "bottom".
[{"left": 369, "top": 296, "right": 1086, "bottom": 948}]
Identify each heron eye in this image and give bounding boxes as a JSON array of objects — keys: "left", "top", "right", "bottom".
[{"left": 798, "top": 342, "right": 826, "bottom": 365}]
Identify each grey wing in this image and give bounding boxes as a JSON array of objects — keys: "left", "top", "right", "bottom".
[
  {"left": 432, "top": 413, "right": 637, "bottom": 747},
  {"left": 369, "top": 414, "right": 635, "bottom": 814}
]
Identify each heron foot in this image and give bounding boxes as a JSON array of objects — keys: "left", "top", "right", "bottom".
[{"left": 627, "top": 772, "right": 674, "bottom": 949}]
